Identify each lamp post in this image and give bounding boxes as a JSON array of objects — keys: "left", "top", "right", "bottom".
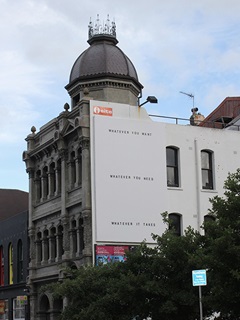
[{"left": 139, "top": 96, "right": 158, "bottom": 107}]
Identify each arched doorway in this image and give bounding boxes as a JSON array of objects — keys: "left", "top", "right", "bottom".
[{"left": 38, "top": 294, "right": 50, "bottom": 320}]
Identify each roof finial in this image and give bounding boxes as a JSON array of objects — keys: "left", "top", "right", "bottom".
[{"left": 88, "top": 14, "right": 116, "bottom": 40}]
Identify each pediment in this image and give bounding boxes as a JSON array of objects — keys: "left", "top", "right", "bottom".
[{"left": 60, "top": 119, "right": 75, "bottom": 136}]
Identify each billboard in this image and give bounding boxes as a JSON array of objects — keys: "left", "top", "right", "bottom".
[
  {"left": 90, "top": 101, "right": 168, "bottom": 244},
  {"left": 95, "top": 245, "right": 129, "bottom": 265}
]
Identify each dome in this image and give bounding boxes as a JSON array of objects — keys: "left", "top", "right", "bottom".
[
  {"left": 69, "top": 34, "right": 140, "bottom": 85},
  {"left": 65, "top": 17, "right": 143, "bottom": 107}
]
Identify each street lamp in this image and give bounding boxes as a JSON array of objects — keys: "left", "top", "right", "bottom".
[{"left": 139, "top": 96, "right": 158, "bottom": 107}]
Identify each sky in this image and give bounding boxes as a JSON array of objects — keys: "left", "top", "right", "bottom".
[{"left": 1, "top": 0, "right": 240, "bottom": 192}]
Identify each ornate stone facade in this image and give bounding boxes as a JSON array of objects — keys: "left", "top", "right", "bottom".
[{"left": 23, "top": 99, "right": 92, "bottom": 319}]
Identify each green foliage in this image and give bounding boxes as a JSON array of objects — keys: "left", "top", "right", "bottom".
[
  {"left": 202, "top": 169, "right": 240, "bottom": 319},
  {"left": 48, "top": 169, "right": 240, "bottom": 320}
]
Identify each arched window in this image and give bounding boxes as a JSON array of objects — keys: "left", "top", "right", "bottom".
[
  {"left": 57, "top": 225, "right": 64, "bottom": 260},
  {"left": 56, "top": 159, "right": 62, "bottom": 195},
  {"left": 17, "top": 240, "right": 23, "bottom": 282},
  {"left": 49, "top": 227, "right": 57, "bottom": 262},
  {"left": 0, "top": 246, "right": 4, "bottom": 286},
  {"left": 79, "top": 218, "right": 85, "bottom": 253},
  {"left": 77, "top": 148, "right": 82, "bottom": 186},
  {"left": 166, "top": 147, "right": 179, "bottom": 187},
  {"left": 35, "top": 170, "right": 42, "bottom": 202},
  {"left": 70, "top": 151, "right": 76, "bottom": 186},
  {"left": 70, "top": 220, "right": 77, "bottom": 256},
  {"left": 43, "top": 230, "right": 49, "bottom": 262},
  {"left": 168, "top": 213, "right": 182, "bottom": 236},
  {"left": 8, "top": 243, "right": 13, "bottom": 285},
  {"left": 201, "top": 150, "right": 214, "bottom": 189},
  {"left": 49, "top": 162, "right": 56, "bottom": 196},
  {"left": 42, "top": 166, "right": 49, "bottom": 199},
  {"left": 36, "top": 231, "right": 42, "bottom": 264}
]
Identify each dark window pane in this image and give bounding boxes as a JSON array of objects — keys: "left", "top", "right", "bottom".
[
  {"left": 167, "top": 148, "right": 176, "bottom": 166},
  {"left": 169, "top": 214, "right": 181, "bottom": 236},
  {"left": 204, "top": 215, "right": 215, "bottom": 235},
  {"left": 201, "top": 151, "right": 213, "bottom": 189},
  {"left": 166, "top": 147, "right": 179, "bottom": 187},
  {"left": 201, "top": 152, "right": 210, "bottom": 169}
]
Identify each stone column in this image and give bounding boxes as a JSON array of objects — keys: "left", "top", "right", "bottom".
[
  {"left": 60, "top": 149, "right": 67, "bottom": 215},
  {"left": 75, "top": 157, "right": 80, "bottom": 186},
  {"left": 81, "top": 137, "right": 92, "bottom": 259},
  {"left": 55, "top": 165, "right": 61, "bottom": 196},
  {"left": 48, "top": 171, "right": 54, "bottom": 198},
  {"left": 35, "top": 239, "right": 42, "bottom": 265}
]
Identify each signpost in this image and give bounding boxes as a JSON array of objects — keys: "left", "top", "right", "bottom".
[{"left": 192, "top": 270, "right": 207, "bottom": 320}]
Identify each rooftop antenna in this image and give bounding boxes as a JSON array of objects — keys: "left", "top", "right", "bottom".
[{"left": 180, "top": 91, "right": 194, "bottom": 108}]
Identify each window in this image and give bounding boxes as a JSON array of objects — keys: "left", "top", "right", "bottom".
[
  {"left": 70, "top": 220, "right": 77, "bottom": 256},
  {"left": 0, "top": 246, "right": 4, "bottom": 286},
  {"left": 201, "top": 150, "right": 213, "bottom": 189},
  {"left": 166, "top": 147, "right": 179, "bottom": 187},
  {"left": 204, "top": 215, "right": 215, "bottom": 235},
  {"left": 49, "top": 227, "right": 57, "bottom": 262},
  {"left": 36, "top": 232, "right": 42, "bottom": 264},
  {"left": 0, "top": 300, "right": 8, "bottom": 320},
  {"left": 70, "top": 151, "right": 76, "bottom": 187},
  {"left": 8, "top": 244, "right": 13, "bottom": 285},
  {"left": 79, "top": 218, "right": 85, "bottom": 254},
  {"left": 168, "top": 213, "right": 181, "bottom": 236},
  {"left": 35, "top": 170, "right": 42, "bottom": 202},
  {"left": 17, "top": 240, "right": 23, "bottom": 282},
  {"left": 49, "top": 162, "right": 56, "bottom": 196},
  {"left": 13, "top": 298, "right": 26, "bottom": 320}
]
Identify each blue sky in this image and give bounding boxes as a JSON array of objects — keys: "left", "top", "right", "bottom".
[{"left": 1, "top": 0, "right": 240, "bottom": 192}]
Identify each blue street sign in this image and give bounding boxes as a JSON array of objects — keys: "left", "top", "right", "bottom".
[{"left": 192, "top": 269, "right": 207, "bottom": 286}]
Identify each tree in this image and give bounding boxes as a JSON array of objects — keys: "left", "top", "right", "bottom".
[
  {"left": 48, "top": 226, "right": 205, "bottom": 320},
  {"left": 201, "top": 169, "right": 240, "bottom": 319},
  {"left": 48, "top": 170, "right": 240, "bottom": 320}
]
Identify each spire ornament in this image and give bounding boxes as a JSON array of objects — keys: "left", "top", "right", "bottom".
[{"left": 88, "top": 14, "right": 116, "bottom": 40}]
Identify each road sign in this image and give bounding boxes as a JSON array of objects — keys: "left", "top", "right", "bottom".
[{"left": 192, "top": 269, "right": 207, "bottom": 286}]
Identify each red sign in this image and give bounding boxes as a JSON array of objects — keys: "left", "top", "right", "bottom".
[
  {"left": 93, "top": 106, "right": 113, "bottom": 116},
  {"left": 95, "top": 245, "right": 129, "bottom": 265},
  {"left": 96, "top": 245, "right": 128, "bottom": 255}
]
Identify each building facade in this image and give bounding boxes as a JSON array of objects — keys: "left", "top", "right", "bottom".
[
  {"left": 23, "top": 17, "right": 240, "bottom": 319},
  {"left": 0, "top": 189, "right": 29, "bottom": 320},
  {"left": 23, "top": 17, "right": 143, "bottom": 320}
]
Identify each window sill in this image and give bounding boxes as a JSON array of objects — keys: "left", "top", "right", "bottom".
[
  {"left": 167, "top": 187, "right": 183, "bottom": 191},
  {"left": 200, "top": 189, "right": 218, "bottom": 193}
]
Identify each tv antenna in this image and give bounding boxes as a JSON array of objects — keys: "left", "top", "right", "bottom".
[{"left": 180, "top": 91, "right": 194, "bottom": 108}]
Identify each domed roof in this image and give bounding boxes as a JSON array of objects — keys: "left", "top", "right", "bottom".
[{"left": 69, "top": 34, "right": 140, "bottom": 85}]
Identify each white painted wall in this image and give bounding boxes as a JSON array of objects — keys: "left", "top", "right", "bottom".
[{"left": 90, "top": 100, "right": 240, "bottom": 246}]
